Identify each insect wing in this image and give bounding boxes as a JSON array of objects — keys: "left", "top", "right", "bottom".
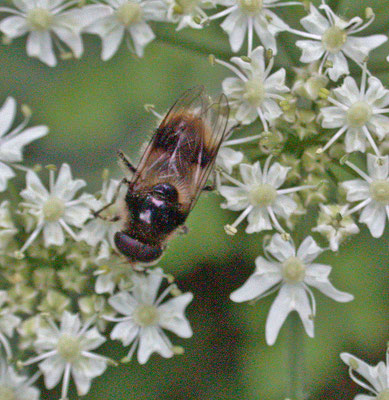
[
  {"left": 187, "top": 92, "right": 229, "bottom": 212},
  {"left": 130, "top": 86, "right": 207, "bottom": 190}
]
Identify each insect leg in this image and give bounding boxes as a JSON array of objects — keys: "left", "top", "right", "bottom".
[
  {"left": 117, "top": 150, "right": 136, "bottom": 173},
  {"left": 93, "top": 178, "right": 129, "bottom": 221}
]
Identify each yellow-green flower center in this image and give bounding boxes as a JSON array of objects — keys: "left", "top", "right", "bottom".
[
  {"left": 0, "top": 386, "right": 16, "bottom": 400},
  {"left": 116, "top": 1, "right": 142, "bottom": 26},
  {"left": 134, "top": 304, "right": 159, "bottom": 327},
  {"left": 43, "top": 196, "right": 65, "bottom": 222},
  {"left": 282, "top": 256, "right": 306, "bottom": 283},
  {"left": 244, "top": 78, "right": 266, "bottom": 107},
  {"left": 322, "top": 25, "right": 347, "bottom": 53},
  {"left": 370, "top": 180, "right": 389, "bottom": 204},
  {"left": 346, "top": 101, "right": 372, "bottom": 128},
  {"left": 377, "top": 389, "right": 389, "bottom": 400},
  {"left": 248, "top": 183, "right": 277, "bottom": 207},
  {"left": 239, "top": 0, "right": 263, "bottom": 15},
  {"left": 57, "top": 334, "right": 82, "bottom": 362},
  {"left": 27, "top": 8, "right": 53, "bottom": 31}
]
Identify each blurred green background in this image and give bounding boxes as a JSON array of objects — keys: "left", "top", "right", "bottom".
[{"left": 0, "top": 0, "right": 388, "bottom": 398}]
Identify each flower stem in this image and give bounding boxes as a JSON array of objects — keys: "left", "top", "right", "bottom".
[{"left": 287, "top": 312, "right": 305, "bottom": 400}]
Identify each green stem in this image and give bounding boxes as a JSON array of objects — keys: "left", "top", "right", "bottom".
[{"left": 287, "top": 312, "right": 305, "bottom": 400}]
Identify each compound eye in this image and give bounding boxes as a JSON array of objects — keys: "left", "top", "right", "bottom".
[
  {"left": 152, "top": 183, "right": 178, "bottom": 203},
  {"left": 114, "top": 232, "right": 163, "bottom": 263}
]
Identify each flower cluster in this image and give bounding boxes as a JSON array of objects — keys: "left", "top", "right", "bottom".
[{"left": 0, "top": 0, "right": 388, "bottom": 398}]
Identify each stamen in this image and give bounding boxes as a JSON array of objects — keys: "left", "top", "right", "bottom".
[
  {"left": 61, "top": 363, "right": 71, "bottom": 399},
  {"left": 362, "top": 126, "right": 381, "bottom": 156},
  {"left": 215, "top": 58, "right": 248, "bottom": 82},
  {"left": 319, "top": 126, "right": 348, "bottom": 153},
  {"left": 230, "top": 205, "right": 254, "bottom": 229},
  {"left": 208, "top": 5, "right": 237, "bottom": 20},
  {"left": 344, "top": 198, "right": 371, "bottom": 215},
  {"left": 267, "top": 206, "right": 285, "bottom": 233},
  {"left": 344, "top": 161, "right": 371, "bottom": 182}
]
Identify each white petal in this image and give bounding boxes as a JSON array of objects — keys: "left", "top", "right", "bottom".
[
  {"left": 21, "top": 169, "right": 49, "bottom": 202},
  {"left": 246, "top": 206, "right": 272, "bottom": 233},
  {"left": 53, "top": 164, "right": 86, "bottom": 201},
  {"left": 327, "top": 52, "right": 349, "bottom": 82},
  {"left": 343, "top": 35, "right": 387, "bottom": 64},
  {"left": 0, "top": 163, "right": 15, "bottom": 192},
  {"left": 43, "top": 222, "right": 64, "bottom": 247},
  {"left": 0, "top": 97, "right": 16, "bottom": 137},
  {"left": 265, "top": 162, "right": 289, "bottom": 188},
  {"left": 265, "top": 285, "right": 293, "bottom": 345},
  {"left": 221, "top": 9, "right": 247, "bottom": 53},
  {"left": 51, "top": 25, "right": 83, "bottom": 57},
  {"left": 0, "top": 125, "right": 48, "bottom": 163},
  {"left": 241, "top": 162, "right": 261, "bottom": 185},
  {"left": 367, "top": 154, "right": 389, "bottom": 180},
  {"left": 359, "top": 202, "right": 386, "bottom": 238},
  {"left": 341, "top": 180, "right": 370, "bottom": 202},
  {"left": 219, "top": 186, "right": 249, "bottom": 211},
  {"left": 369, "top": 115, "right": 389, "bottom": 141},
  {"left": 344, "top": 128, "right": 366, "bottom": 153},
  {"left": 72, "top": 359, "right": 106, "bottom": 395},
  {"left": 300, "top": 5, "right": 329, "bottom": 35},
  {"left": 292, "top": 285, "right": 314, "bottom": 338},
  {"left": 305, "top": 271, "right": 354, "bottom": 302},
  {"left": 95, "top": 273, "right": 115, "bottom": 294},
  {"left": 273, "top": 195, "right": 296, "bottom": 218},
  {"left": 26, "top": 31, "right": 57, "bottom": 67},
  {"left": 101, "top": 25, "right": 125, "bottom": 60},
  {"left": 297, "top": 236, "right": 322, "bottom": 263},
  {"left": 252, "top": 15, "right": 277, "bottom": 53},
  {"left": 63, "top": 204, "right": 90, "bottom": 227},
  {"left": 158, "top": 292, "right": 193, "bottom": 338},
  {"left": 266, "top": 233, "right": 295, "bottom": 262},
  {"left": 108, "top": 291, "right": 137, "bottom": 316},
  {"left": 137, "top": 327, "right": 173, "bottom": 364},
  {"left": 0, "top": 16, "right": 29, "bottom": 38},
  {"left": 111, "top": 321, "right": 139, "bottom": 345},
  {"left": 81, "top": 327, "right": 106, "bottom": 351},
  {"left": 365, "top": 77, "right": 389, "bottom": 107},
  {"left": 128, "top": 21, "right": 155, "bottom": 57},
  {"left": 340, "top": 353, "right": 386, "bottom": 392},
  {"left": 230, "top": 267, "right": 281, "bottom": 302},
  {"left": 60, "top": 311, "right": 81, "bottom": 335},
  {"left": 296, "top": 40, "right": 324, "bottom": 63},
  {"left": 39, "top": 355, "right": 65, "bottom": 389},
  {"left": 320, "top": 106, "right": 346, "bottom": 129}
]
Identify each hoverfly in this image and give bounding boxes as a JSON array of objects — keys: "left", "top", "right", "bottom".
[{"left": 95, "top": 86, "right": 229, "bottom": 264}]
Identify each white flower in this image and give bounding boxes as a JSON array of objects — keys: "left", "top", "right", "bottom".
[
  {"left": 216, "top": 46, "right": 289, "bottom": 128},
  {"left": 0, "top": 0, "right": 111, "bottom": 66},
  {"left": 319, "top": 68, "right": 389, "bottom": 155},
  {"left": 85, "top": 0, "right": 167, "bottom": 60},
  {"left": 341, "top": 154, "right": 389, "bottom": 238},
  {"left": 167, "top": 0, "right": 215, "bottom": 30},
  {"left": 107, "top": 268, "right": 193, "bottom": 364},
  {"left": 341, "top": 350, "right": 389, "bottom": 400},
  {"left": 312, "top": 204, "right": 359, "bottom": 251},
  {"left": 293, "top": 2, "right": 387, "bottom": 81},
  {"left": 93, "top": 241, "right": 134, "bottom": 294},
  {"left": 231, "top": 233, "right": 354, "bottom": 345},
  {"left": 79, "top": 178, "right": 121, "bottom": 248},
  {"left": 0, "top": 201, "right": 17, "bottom": 253},
  {"left": 0, "top": 97, "right": 48, "bottom": 191},
  {"left": 19, "top": 164, "right": 93, "bottom": 253},
  {"left": 209, "top": 0, "right": 295, "bottom": 54},
  {"left": 23, "top": 311, "right": 108, "bottom": 398},
  {"left": 0, "top": 291, "right": 21, "bottom": 359},
  {"left": 0, "top": 358, "right": 40, "bottom": 400},
  {"left": 219, "top": 156, "right": 312, "bottom": 234}
]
